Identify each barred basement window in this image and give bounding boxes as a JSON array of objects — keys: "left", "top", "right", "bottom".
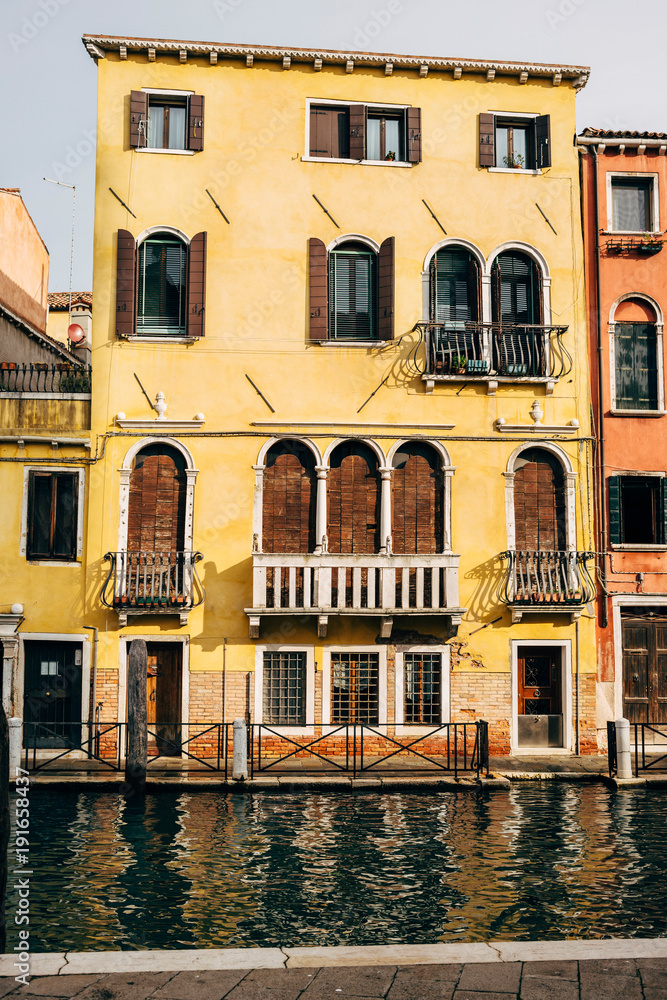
[
  {"left": 263, "top": 652, "right": 306, "bottom": 725},
  {"left": 404, "top": 653, "right": 441, "bottom": 725},
  {"left": 330, "top": 652, "right": 379, "bottom": 724}
]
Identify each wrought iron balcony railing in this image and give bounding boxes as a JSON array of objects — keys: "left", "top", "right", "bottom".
[
  {"left": 101, "top": 550, "right": 204, "bottom": 623},
  {"left": 417, "top": 322, "right": 571, "bottom": 380},
  {"left": 499, "top": 550, "right": 596, "bottom": 612},
  {"left": 0, "top": 362, "right": 91, "bottom": 394}
]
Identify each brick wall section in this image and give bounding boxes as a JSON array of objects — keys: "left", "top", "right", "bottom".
[
  {"left": 451, "top": 671, "right": 511, "bottom": 754},
  {"left": 392, "top": 447, "right": 443, "bottom": 554},
  {"left": 513, "top": 451, "right": 566, "bottom": 551},
  {"left": 262, "top": 443, "right": 316, "bottom": 552},
  {"left": 327, "top": 445, "right": 380, "bottom": 553},
  {"left": 575, "top": 671, "right": 598, "bottom": 752}
]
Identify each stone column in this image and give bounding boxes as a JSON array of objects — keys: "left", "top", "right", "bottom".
[
  {"left": 2, "top": 637, "right": 20, "bottom": 719},
  {"left": 379, "top": 467, "right": 393, "bottom": 554},
  {"left": 314, "top": 466, "right": 328, "bottom": 553},
  {"left": 252, "top": 465, "right": 264, "bottom": 552}
]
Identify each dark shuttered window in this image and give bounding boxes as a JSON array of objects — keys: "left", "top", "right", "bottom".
[
  {"left": 492, "top": 252, "right": 541, "bottom": 324},
  {"left": 609, "top": 475, "right": 666, "bottom": 546},
  {"left": 614, "top": 323, "right": 658, "bottom": 410},
  {"left": 329, "top": 242, "right": 377, "bottom": 340},
  {"left": 479, "top": 114, "right": 551, "bottom": 169},
  {"left": 137, "top": 235, "right": 187, "bottom": 335},
  {"left": 27, "top": 472, "right": 78, "bottom": 561},
  {"left": 309, "top": 103, "right": 420, "bottom": 163},
  {"left": 430, "top": 247, "right": 480, "bottom": 323}
]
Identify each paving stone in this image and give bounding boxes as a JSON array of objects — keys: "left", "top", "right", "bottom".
[
  {"left": 387, "top": 978, "right": 455, "bottom": 1000},
  {"left": 395, "top": 965, "right": 462, "bottom": 982},
  {"left": 578, "top": 959, "right": 637, "bottom": 977},
  {"left": 639, "top": 962, "right": 667, "bottom": 989},
  {"left": 520, "top": 977, "right": 578, "bottom": 1000},
  {"left": 643, "top": 991, "right": 667, "bottom": 1000},
  {"left": 522, "top": 962, "right": 578, "bottom": 981},
  {"left": 452, "top": 992, "right": 517, "bottom": 1000},
  {"left": 16, "top": 977, "right": 104, "bottom": 997},
  {"left": 0, "top": 982, "right": 22, "bottom": 998},
  {"left": 580, "top": 971, "right": 642, "bottom": 1000},
  {"left": 457, "top": 963, "right": 521, "bottom": 993},
  {"left": 305, "top": 965, "right": 396, "bottom": 996},
  {"left": 242, "top": 969, "right": 318, "bottom": 990},
  {"left": 71, "top": 972, "right": 176, "bottom": 1000},
  {"left": 220, "top": 988, "right": 302, "bottom": 1000},
  {"left": 151, "top": 969, "right": 247, "bottom": 999}
]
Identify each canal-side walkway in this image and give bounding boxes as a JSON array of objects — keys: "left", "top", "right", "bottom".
[{"left": 2, "top": 941, "right": 667, "bottom": 999}]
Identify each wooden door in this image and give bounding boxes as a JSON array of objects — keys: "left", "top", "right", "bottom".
[
  {"left": 518, "top": 647, "right": 562, "bottom": 716},
  {"left": 128, "top": 642, "right": 182, "bottom": 755},
  {"left": 23, "top": 641, "right": 82, "bottom": 747},
  {"left": 622, "top": 618, "right": 667, "bottom": 724}
]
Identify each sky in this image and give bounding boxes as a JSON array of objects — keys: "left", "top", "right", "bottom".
[{"left": 2, "top": 0, "right": 667, "bottom": 292}]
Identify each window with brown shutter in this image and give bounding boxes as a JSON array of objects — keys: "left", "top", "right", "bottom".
[
  {"left": 406, "top": 107, "right": 422, "bottom": 163},
  {"left": 513, "top": 449, "right": 566, "bottom": 551},
  {"left": 308, "top": 102, "right": 420, "bottom": 164},
  {"left": 349, "top": 104, "right": 366, "bottom": 161},
  {"left": 187, "top": 232, "right": 206, "bottom": 337},
  {"left": 262, "top": 441, "right": 316, "bottom": 553},
  {"left": 327, "top": 442, "right": 380, "bottom": 554},
  {"left": 309, "top": 237, "right": 328, "bottom": 340},
  {"left": 480, "top": 113, "right": 551, "bottom": 170},
  {"left": 129, "top": 91, "right": 148, "bottom": 148},
  {"left": 391, "top": 443, "right": 443, "bottom": 554},
  {"left": 128, "top": 446, "right": 187, "bottom": 553},
  {"left": 378, "top": 236, "right": 395, "bottom": 340},
  {"left": 188, "top": 95, "right": 205, "bottom": 152},
  {"left": 27, "top": 471, "right": 79, "bottom": 561},
  {"left": 129, "top": 91, "right": 205, "bottom": 152},
  {"left": 309, "top": 105, "right": 350, "bottom": 158},
  {"left": 116, "top": 230, "right": 136, "bottom": 339}
]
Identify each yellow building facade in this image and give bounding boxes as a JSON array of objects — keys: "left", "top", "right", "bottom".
[{"left": 6, "top": 35, "right": 599, "bottom": 759}]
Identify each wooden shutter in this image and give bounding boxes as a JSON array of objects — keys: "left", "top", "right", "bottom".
[
  {"left": 467, "top": 257, "right": 481, "bottom": 322},
  {"left": 479, "top": 113, "right": 495, "bottom": 167},
  {"left": 188, "top": 95, "right": 205, "bottom": 151},
  {"left": 535, "top": 114, "right": 551, "bottom": 168},
  {"left": 660, "top": 478, "right": 667, "bottom": 545},
  {"left": 378, "top": 237, "right": 395, "bottom": 340},
  {"left": 349, "top": 104, "right": 366, "bottom": 160},
  {"left": 129, "top": 91, "right": 148, "bottom": 148},
  {"left": 309, "top": 238, "right": 328, "bottom": 340},
  {"left": 406, "top": 107, "right": 422, "bottom": 163},
  {"left": 187, "top": 232, "right": 207, "bottom": 337},
  {"left": 608, "top": 476, "right": 621, "bottom": 545},
  {"left": 116, "top": 230, "right": 136, "bottom": 338}
]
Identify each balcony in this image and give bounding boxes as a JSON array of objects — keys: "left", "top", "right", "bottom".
[
  {"left": 417, "top": 322, "right": 571, "bottom": 394},
  {"left": 246, "top": 552, "right": 464, "bottom": 638},
  {"left": 0, "top": 362, "right": 92, "bottom": 433},
  {"left": 499, "top": 549, "right": 596, "bottom": 622},
  {"left": 101, "top": 550, "right": 205, "bottom": 626},
  {"left": 0, "top": 362, "right": 91, "bottom": 394}
]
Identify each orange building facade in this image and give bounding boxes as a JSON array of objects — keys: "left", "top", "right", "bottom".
[{"left": 580, "top": 129, "right": 667, "bottom": 734}]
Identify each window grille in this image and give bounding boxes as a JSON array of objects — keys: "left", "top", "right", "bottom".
[
  {"left": 330, "top": 652, "right": 379, "bottom": 723},
  {"left": 263, "top": 652, "right": 306, "bottom": 725},
  {"left": 404, "top": 653, "right": 442, "bottom": 725}
]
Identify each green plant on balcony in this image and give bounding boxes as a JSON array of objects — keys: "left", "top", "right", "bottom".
[
  {"left": 503, "top": 153, "right": 524, "bottom": 169},
  {"left": 449, "top": 355, "right": 467, "bottom": 374}
]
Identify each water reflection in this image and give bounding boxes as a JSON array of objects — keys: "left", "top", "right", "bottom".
[{"left": 7, "top": 785, "right": 667, "bottom": 951}]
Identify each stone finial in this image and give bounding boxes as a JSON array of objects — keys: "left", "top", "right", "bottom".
[
  {"left": 155, "top": 392, "right": 168, "bottom": 420},
  {"left": 530, "top": 400, "right": 544, "bottom": 425}
]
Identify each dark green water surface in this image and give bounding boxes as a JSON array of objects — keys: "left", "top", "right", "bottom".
[{"left": 7, "top": 785, "right": 667, "bottom": 951}]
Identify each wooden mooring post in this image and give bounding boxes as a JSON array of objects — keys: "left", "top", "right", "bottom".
[
  {"left": 0, "top": 702, "right": 9, "bottom": 953},
  {"left": 126, "top": 638, "right": 148, "bottom": 793}
]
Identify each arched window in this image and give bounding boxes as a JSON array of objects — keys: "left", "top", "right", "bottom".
[
  {"left": 613, "top": 298, "right": 659, "bottom": 411},
  {"left": 327, "top": 442, "right": 380, "bottom": 553},
  {"left": 429, "top": 246, "right": 480, "bottom": 324},
  {"left": 262, "top": 441, "right": 316, "bottom": 553},
  {"left": 492, "top": 250, "right": 542, "bottom": 325},
  {"left": 391, "top": 443, "right": 443, "bottom": 554},
  {"left": 329, "top": 241, "right": 378, "bottom": 340},
  {"left": 128, "top": 444, "right": 187, "bottom": 552},
  {"left": 513, "top": 448, "right": 566, "bottom": 552},
  {"left": 137, "top": 233, "right": 187, "bottom": 335}
]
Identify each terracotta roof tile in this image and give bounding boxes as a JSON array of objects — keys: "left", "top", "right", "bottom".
[{"left": 47, "top": 291, "right": 92, "bottom": 309}]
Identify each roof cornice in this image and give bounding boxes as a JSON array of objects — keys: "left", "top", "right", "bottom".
[{"left": 81, "top": 34, "right": 589, "bottom": 88}]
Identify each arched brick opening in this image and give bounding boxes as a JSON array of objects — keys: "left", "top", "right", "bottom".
[
  {"left": 327, "top": 442, "right": 380, "bottom": 553},
  {"left": 391, "top": 442, "right": 443, "bottom": 553},
  {"left": 262, "top": 441, "right": 317, "bottom": 553}
]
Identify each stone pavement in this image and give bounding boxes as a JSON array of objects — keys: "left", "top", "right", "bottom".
[{"left": 2, "top": 958, "right": 667, "bottom": 999}]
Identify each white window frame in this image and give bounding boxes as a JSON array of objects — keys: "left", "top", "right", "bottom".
[
  {"left": 394, "top": 644, "right": 450, "bottom": 734},
  {"left": 485, "top": 111, "right": 543, "bottom": 175},
  {"left": 511, "top": 639, "right": 572, "bottom": 753},
  {"left": 138, "top": 88, "right": 195, "bottom": 155},
  {"left": 322, "top": 645, "right": 387, "bottom": 730},
  {"left": 253, "top": 644, "right": 315, "bottom": 734},
  {"left": 303, "top": 98, "right": 415, "bottom": 167},
  {"left": 607, "top": 171, "right": 660, "bottom": 234},
  {"left": 20, "top": 465, "right": 85, "bottom": 564}
]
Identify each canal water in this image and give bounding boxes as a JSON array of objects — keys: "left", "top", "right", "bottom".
[{"left": 7, "top": 785, "right": 667, "bottom": 951}]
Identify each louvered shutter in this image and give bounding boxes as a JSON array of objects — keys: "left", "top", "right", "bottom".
[
  {"left": 129, "top": 91, "right": 148, "bottom": 148},
  {"left": 467, "top": 257, "right": 481, "bottom": 322},
  {"left": 116, "top": 230, "right": 136, "bottom": 338},
  {"left": 535, "top": 115, "right": 551, "bottom": 168},
  {"left": 608, "top": 476, "right": 621, "bottom": 545},
  {"left": 406, "top": 107, "right": 422, "bottom": 163},
  {"left": 479, "top": 113, "right": 495, "bottom": 167},
  {"left": 349, "top": 105, "right": 366, "bottom": 160},
  {"left": 188, "top": 95, "right": 205, "bottom": 152},
  {"left": 378, "top": 237, "right": 395, "bottom": 340},
  {"left": 187, "top": 232, "right": 207, "bottom": 337},
  {"left": 309, "top": 238, "right": 328, "bottom": 340},
  {"left": 661, "top": 478, "right": 667, "bottom": 545},
  {"left": 329, "top": 247, "right": 376, "bottom": 340},
  {"left": 491, "top": 261, "right": 501, "bottom": 322}
]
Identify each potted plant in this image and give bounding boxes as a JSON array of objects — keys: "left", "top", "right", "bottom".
[
  {"left": 385, "top": 150, "right": 396, "bottom": 161},
  {"left": 450, "top": 355, "right": 467, "bottom": 374},
  {"left": 32, "top": 362, "right": 48, "bottom": 371},
  {"left": 0, "top": 362, "right": 16, "bottom": 371},
  {"left": 638, "top": 232, "right": 663, "bottom": 255},
  {"left": 503, "top": 153, "right": 525, "bottom": 169}
]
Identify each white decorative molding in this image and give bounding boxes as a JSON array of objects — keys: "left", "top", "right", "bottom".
[
  {"left": 496, "top": 400, "right": 579, "bottom": 435},
  {"left": 116, "top": 392, "right": 205, "bottom": 430},
  {"left": 209, "top": 52, "right": 217, "bottom": 65}
]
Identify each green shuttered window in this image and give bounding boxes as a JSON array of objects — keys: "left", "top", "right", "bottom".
[
  {"left": 609, "top": 475, "right": 666, "bottom": 545},
  {"left": 430, "top": 247, "right": 479, "bottom": 323},
  {"left": 137, "top": 236, "right": 187, "bottom": 335},
  {"left": 329, "top": 243, "right": 377, "bottom": 339},
  {"left": 614, "top": 323, "right": 658, "bottom": 410}
]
